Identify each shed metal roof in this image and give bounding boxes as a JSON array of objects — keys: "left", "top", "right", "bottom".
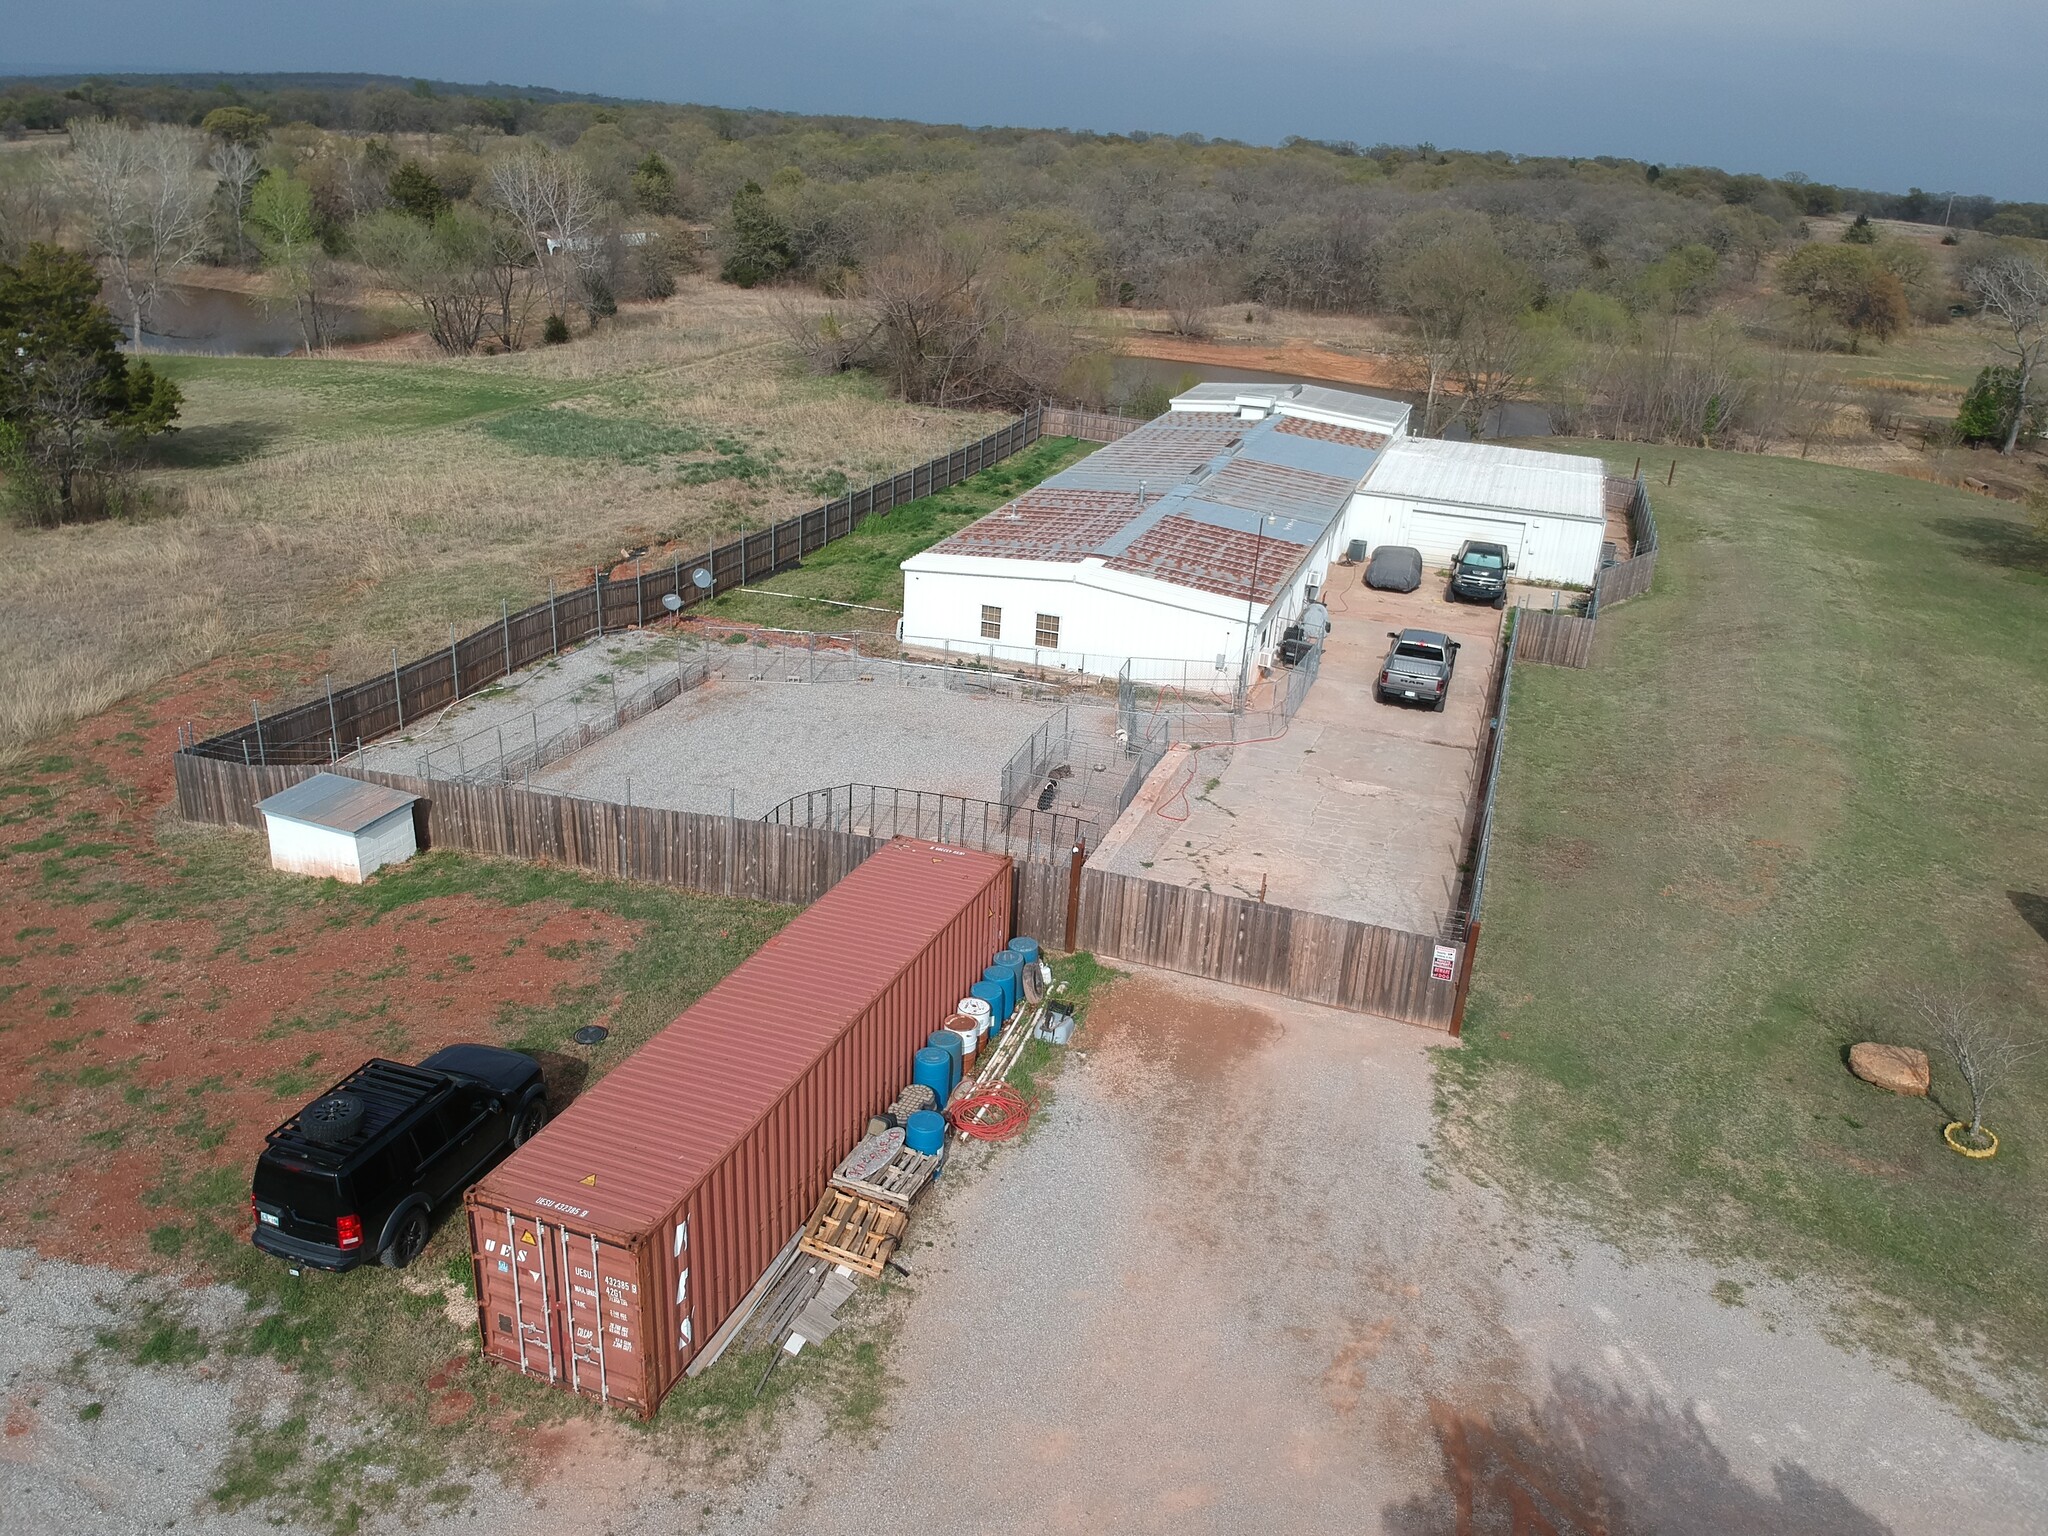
[
  {"left": 258, "top": 772, "right": 419, "bottom": 835},
  {"left": 1363, "top": 438, "right": 1606, "bottom": 523}
]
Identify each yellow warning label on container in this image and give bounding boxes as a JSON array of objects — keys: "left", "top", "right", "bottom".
[
  {"left": 579, "top": 1174, "right": 597, "bottom": 1187},
  {"left": 520, "top": 1229, "right": 538, "bottom": 1245}
]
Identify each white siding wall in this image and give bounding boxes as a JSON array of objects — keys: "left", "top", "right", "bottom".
[
  {"left": 263, "top": 807, "right": 417, "bottom": 884},
  {"left": 1341, "top": 492, "right": 1603, "bottom": 586},
  {"left": 900, "top": 552, "right": 1332, "bottom": 689},
  {"left": 354, "top": 806, "right": 420, "bottom": 879}
]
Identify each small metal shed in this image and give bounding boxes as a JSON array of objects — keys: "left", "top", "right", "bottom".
[{"left": 258, "top": 773, "right": 421, "bottom": 884}]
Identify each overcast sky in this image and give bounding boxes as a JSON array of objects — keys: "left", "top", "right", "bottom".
[{"left": 9, "top": 0, "right": 2045, "bottom": 199}]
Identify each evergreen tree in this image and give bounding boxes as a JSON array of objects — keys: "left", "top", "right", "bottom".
[
  {"left": 631, "top": 153, "right": 680, "bottom": 216},
  {"left": 387, "top": 159, "right": 449, "bottom": 222},
  {"left": 720, "top": 181, "right": 792, "bottom": 288},
  {"left": 0, "top": 244, "right": 180, "bottom": 523}
]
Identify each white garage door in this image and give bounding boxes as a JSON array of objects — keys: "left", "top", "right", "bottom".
[{"left": 1405, "top": 510, "right": 1528, "bottom": 566}]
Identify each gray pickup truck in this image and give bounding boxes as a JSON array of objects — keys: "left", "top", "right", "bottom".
[{"left": 1376, "top": 628, "right": 1461, "bottom": 711}]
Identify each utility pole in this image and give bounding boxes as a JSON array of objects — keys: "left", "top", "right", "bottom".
[{"left": 1238, "top": 514, "right": 1272, "bottom": 706}]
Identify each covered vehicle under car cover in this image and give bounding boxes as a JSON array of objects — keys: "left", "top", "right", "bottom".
[{"left": 1364, "top": 545, "right": 1423, "bottom": 592}]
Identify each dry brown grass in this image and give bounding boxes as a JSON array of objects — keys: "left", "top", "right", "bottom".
[{"left": 0, "top": 276, "right": 1000, "bottom": 756}]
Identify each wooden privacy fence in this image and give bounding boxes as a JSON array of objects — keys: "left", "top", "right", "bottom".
[
  {"left": 176, "top": 754, "right": 1074, "bottom": 950},
  {"left": 1075, "top": 867, "right": 1463, "bottom": 1031},
  {"left": 1512, "top": 606, "right": 1597, "bottom": 667},
  {"left": 1040, "top": 405, "right": 1142, "bottom": 443},
  {"left": 186, "top": 409, "right": 1046, "bottom": 766}
]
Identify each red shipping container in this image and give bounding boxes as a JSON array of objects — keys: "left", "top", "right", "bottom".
[{"left": 465, "top": 839, "right": 1012, "bottom": 1417}]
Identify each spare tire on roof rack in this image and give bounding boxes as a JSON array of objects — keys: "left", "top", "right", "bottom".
[{"left": 299, "top": 1092, "right": 365, "bottom": 1144}]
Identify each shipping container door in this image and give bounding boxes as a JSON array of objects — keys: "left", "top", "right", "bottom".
[
  {"left": 559, "top": 1231, "right": 649, "bottom": 1411},
  {"left": 473, "top": 1207, "right": 563, "bottom": 1382}
]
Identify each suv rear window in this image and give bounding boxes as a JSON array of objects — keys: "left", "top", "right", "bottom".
[{"left": 254, "top": 1158, "right": 348, "bottom": 1218}]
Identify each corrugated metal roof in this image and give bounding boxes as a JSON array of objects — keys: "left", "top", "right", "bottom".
[
  {"left": 1105, "top": 514, "right": 1301, "bottom": 604},
  {"left": 472, "top": 839, "right": 1011, "bottom": 1236},
  {"left": 1364, "top": 438, "right": 1606, "bottom": 523},
  {"left": 258, "top": 772, "right": 418, "bottom": 834},
  {"left": 918, "top": 398, "right": 1391, "bottom": 604},
  {"left": 1168, "top": 381, "right": 1412, "bottom": 435},
  {"left": 929, "top": 487, "right": 1157, "bottom": 561}
]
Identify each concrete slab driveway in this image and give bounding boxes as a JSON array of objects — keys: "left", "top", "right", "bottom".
[{"left": 1094, "top": 563, "right": 1504, "bottom": 933}]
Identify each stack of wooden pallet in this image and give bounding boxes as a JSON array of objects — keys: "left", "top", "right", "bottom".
[
  {"left": 797, "top": 1187, "right": 909, "bottom": 1278},
  {"left": 832, "top": 1144, "right": 941, "bottom": 1209}
]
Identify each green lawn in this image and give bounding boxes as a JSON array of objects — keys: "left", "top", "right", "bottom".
[
  {"left": 1442, "top": 445, "right": 2048, "bottom": 1434},
  {"left": 699, "top": 435, "right": 1098, "bottom": 633},
  {"left": 151, "top": 356, "right": 574, "bottom": 466}
]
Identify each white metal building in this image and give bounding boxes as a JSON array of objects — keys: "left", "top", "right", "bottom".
[
  {"left": 1341, "top": 436, "right": 1608, "bottom": 585},
  {"left": 258, "top": 773, "right": 421, "bottom": 884},
  {"left": 900, "top": 383, "right": 1610, "bottom": 685},
  {"left": 901, "top": 385, "right": 1406, "bottom": 690}
]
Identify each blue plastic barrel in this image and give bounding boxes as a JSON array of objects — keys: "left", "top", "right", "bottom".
[
  {"left": 1007, "top": 937, "right": 1041, "bottom": 967},
  {"left": 926, "top": 1030, "right": 963, "bottom": 1095},
  {"left": 903, "top": 1109, "right": 946, "bottom": 1155},
  {"left": 986, "top": 958, "right": 1022, "bottom": 1019},
  {"left": 912, "top": 1048, "right": 952, "bottom": 1107},
  {"left": 969, "top": 979, "right": 1007, "bottom": 1029}
]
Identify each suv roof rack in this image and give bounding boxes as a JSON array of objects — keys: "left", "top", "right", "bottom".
[{"left": 264, "top": 1058, "right": 450, "bottom": 1168}]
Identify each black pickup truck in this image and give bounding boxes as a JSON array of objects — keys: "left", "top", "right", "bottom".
[
  {"left": 1376, "top": 628, "right": 1461, "bottom": 711},
  {"left": 1448, "top": 540, "right": 1514, "bottom": 607}
]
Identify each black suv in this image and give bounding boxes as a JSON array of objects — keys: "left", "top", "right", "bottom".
[
  {"left": 1448, "top": 540, "right": 1514, "bottom": 607},
  {"left": 251, "top": 1045, "right": 546, "bottom": 1272}
]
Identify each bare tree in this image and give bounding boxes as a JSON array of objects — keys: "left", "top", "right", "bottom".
[
  {"left": 65, "top": 120, "right": 215, "bottom": 347},
  {"left": 489, "top": 145, "right": 600, "bottom": 323},
  {"left": 208, "top": 139, "right": 262, "bottom": 265},
  {"left": 1389, "top": 229, "right": 1532, "bottom": 436},
  {"left": 1961, "top": 247, "right": 2048, "bottom": 455},
  {"left": 1155, "top": 260, "right": 1230, "bottom": 338},
  {"left": 1913, "top": 992, "right": 2041, "bottom": 1149}
]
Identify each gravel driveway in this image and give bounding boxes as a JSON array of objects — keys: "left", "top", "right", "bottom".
[{"left": 7, "top": 971, "right": 2042, "bottom": 1534}]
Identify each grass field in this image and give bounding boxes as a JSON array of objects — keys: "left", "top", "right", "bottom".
[
  {"left": 1442, "top": 445, "right": 2048, "bottom": 1434},
  {"left": 0, "top": 276, "right": 1001, "bottom": 762},
  {"left": 696, "top": 434, "right": 1098, "bottom": 633}
]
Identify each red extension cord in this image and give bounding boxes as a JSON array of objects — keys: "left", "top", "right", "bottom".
[{"left": 946, "top": 1084, "right": 1034, "bottom": 1141}]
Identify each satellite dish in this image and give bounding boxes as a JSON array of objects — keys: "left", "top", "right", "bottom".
[
  {"left": 691, "top": 568, "right": 713, "bottom": 591},
  {"left": 662, "top": 592, "right": 682, "bottom": 613}
]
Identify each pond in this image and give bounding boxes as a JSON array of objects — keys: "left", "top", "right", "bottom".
[
  {"left": 1108, "top": 354, "right": 1554, "bottom": 440},
  {"left": 125, "top": 283, "right": 379, "bottom": 356}
]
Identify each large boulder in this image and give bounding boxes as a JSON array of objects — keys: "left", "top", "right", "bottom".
[{"left": 1849, "top": 1043, "right": 1930, "bottom": 1096}]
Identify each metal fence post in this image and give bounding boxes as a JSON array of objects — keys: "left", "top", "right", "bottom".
[
  {"left": 448, "top": 624, "right": 461, "bottom": 701},
  {"left": 252, "top": 701, "right": 266, "bottom": 766},
  {"left": 635, "top": 558, "right": 644, "bottom": 626},
  {"left": 392, "top": 648, "right": 405, "bottom": 729},
  {"left": 595, "top": 568, "right": 604, "bottom": 637},
  {"left": 549, "top": 579, "right": 559, "bottom": 655},
  {"left": 325, "top": 676, "right": 338, "bottom": 752},
  {"left": 501, "top": 600, "right": 511, "bottom": 676}
]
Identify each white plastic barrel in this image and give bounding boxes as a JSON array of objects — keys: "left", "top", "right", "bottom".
[{"left": 957, "top": 997, "right": 992, "bottom": 1041}]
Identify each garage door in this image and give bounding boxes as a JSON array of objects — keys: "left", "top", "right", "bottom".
[{"left": 1405, "top": 510, "right": 1528, "bottom": 566}]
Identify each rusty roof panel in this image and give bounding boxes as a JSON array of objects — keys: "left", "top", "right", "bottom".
[
  {"left": 1276, "top": 416, "right": 1390, "bottom": 450},
  {"left": 927, "top": 487, "right": 1156, "bottom": 561},
  {"left": 1106, "top": 515, "right": 1301, "bottom": 605}
]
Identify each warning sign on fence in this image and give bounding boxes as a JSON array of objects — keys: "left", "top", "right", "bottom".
[{"left": 1431, "top": 945, "right": 1457, "bottom": 982}]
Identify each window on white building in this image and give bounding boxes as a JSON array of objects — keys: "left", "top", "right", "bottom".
[
  {"left": 1035, "top": 613, "right": 1060, "bottom": 649},
  {"left": 980, "top": 604, "right": 1002, "bottom": 639}
]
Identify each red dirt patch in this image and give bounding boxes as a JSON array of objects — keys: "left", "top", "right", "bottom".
[
  {"left": 0, "top": 661, "right": 641, "bottom": 1273},
  {"left": 1083, "top": 973, "right": 1283, "bottom": 1089}
]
